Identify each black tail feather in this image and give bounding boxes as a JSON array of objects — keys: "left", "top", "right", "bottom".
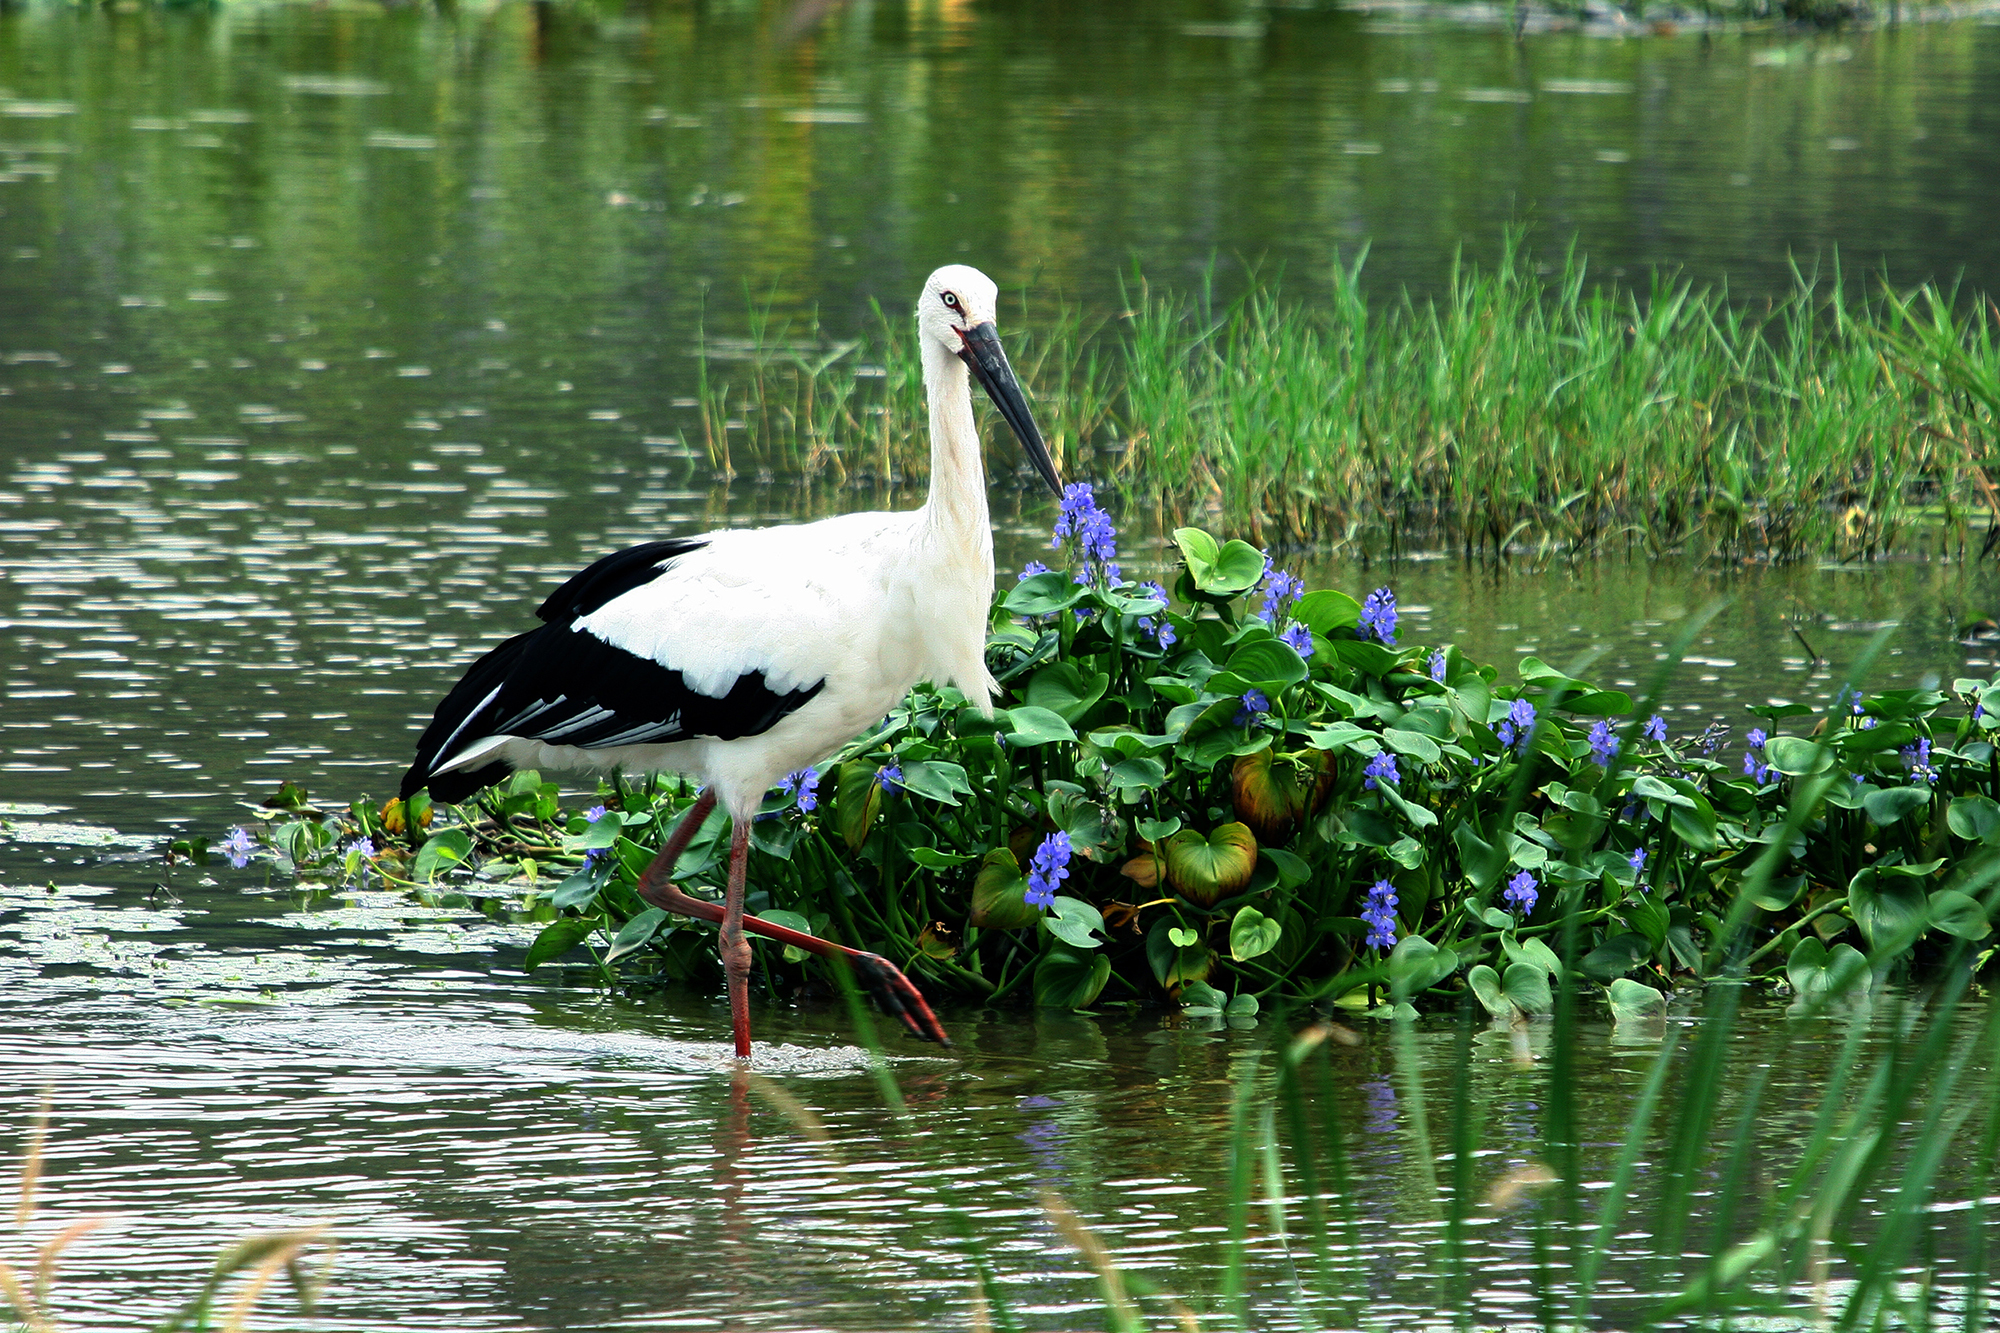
[{"left": 400, "top": 630, "right": 536, "bottom": 801}]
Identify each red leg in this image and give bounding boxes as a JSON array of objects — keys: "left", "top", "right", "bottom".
[
  {"left": 721, "top": 821, "right": 753, "bottom": 1058},
  {"left": 633, "top": 788, "right": 718, "bottom": 893},
  {"left": 635, "top": 800, "right": 950, "bottom": 1048}
]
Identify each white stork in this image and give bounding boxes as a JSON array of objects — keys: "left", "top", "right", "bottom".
[{"left": 399, "top": 265, "right": 1060, "bottom": 1058}]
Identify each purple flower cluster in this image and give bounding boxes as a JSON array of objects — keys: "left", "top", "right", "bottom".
[
  {"left": 1256, "top": 564, "right": 1305, "bottom": 624},
  {"left": 1503, "top": 870, "right": 1539, "bottom": 916},
  {"left": 1136, "top": 580, "right": 1178, "bottom": 650},
  {"left": 1025, "top": 831, "right": 1072, "bottom": 909},
  {"left": 1017, "top": 560, "right": 1050, "bottom": 582},
  {"left": 1051, "top": 482, "right": 1119, "bottom": 584},
  {"left": 1358, "top": 586, "right": 1398, "bottom": 645},
  {"left": 1235, "top": 688, "right": 1271, "bottom": 727},
  {"left": 351, "top": 836, "right": 376, "bottom": 860},
  {"left": 1363, "top": 751, "right": 1400, "bottom": 791},
  {"left": 1429, "top": 648, "right": 1448, "bottom": 683},
  {"left": 584, "top": 804, "right": 608, "bottom": 823},
  {"left": 1496, "top": 698, "right": 1537, "bottom": 753},
  {"left": 1280, "top": 623, "right": 1314, "bottom": 658},
  {"left": 1902, "top": 737, "right": 1939, "bottom": 784},
  {"left": 1362, "top": 879, "right": 1399, "bottom": 952},
  {"left": 877, "top": 762, "right": 903, "bottom": 796},
  {"left": 1743, "top": 728, "right": 1775, "bottom": 785},
  {"left": 780, "top": 767, "right": 820, "bottom": 812},
  {"left": 1643, "top": 714, "right": 1668, "bottom": 743},
  {"left": 222, "top": 827, "right": 257, "bottom": 869},
  {"left": 1588, "top": 719, "right": 1620, "bottom": 768}
]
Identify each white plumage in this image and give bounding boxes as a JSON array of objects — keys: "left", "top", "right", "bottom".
[{"left": 400, "top": 264, "right": 1060, "bottom": 1057}]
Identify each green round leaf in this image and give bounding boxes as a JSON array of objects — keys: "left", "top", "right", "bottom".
[
  {"left": 1027, "top": 661, "right": 1111, "bottom": 725},
  {"left": 523, "top": 917, "right": 597, "bottom": 971},
  {"left": 1224, "top": 991, "right": 1261, "bottom": 1018},
  {"left": 548, "top": 869, "right": 602, "bottom": 910},
  {"left": 1034, "top": 943, "right": 1112, "bottom": 1009},
  {"left": 1148, "top": 916, "right": 1214, "bottom": 988},
  {"left": 1848, "top": 868, "right": 1929, "bottom": 950},
  {"left": 1928, "top": 889, "right": 1991, "bottom": 940},
  {"left": 606, "top": 907, "right": 668, "bottom": 962},
  {"left": 1223, "top": 640, "right": 1310, "bottom": 695},
  {"left": 1947, "top": 795, "right": 2000, "bottom": 844},
  {"left": 1003, "top": 706, "right": 1078, "bottom": 748},
  {"left": 1863, "top": 785, "right": 1931, "bottom": 827},
  {"left": 1163, "top": 823, "right": 1260, "bottom": 908},
  {"left": 1228, "top": 904, "right": 1283, "bottom": 961},
  {"left": 1292, "top": 589, "right": 1361, "bottom": 635},
  {"left": 1762, "top": 735, "right": 1832, "bottom": 777},
  {"left": 1045, "top": 896, "right": 1107, "bottom": 950},
  {"left": 1607, "top": 977, "right": 1666, "bottom": 1023},
  {"left": 971, "top": 849, "right": 1039, "bottom": 930},
  {"left": 1004, "top": 570, "right": 1089, "bottom": 617},
  {"left": 412, "top": 827, "right": 474, "bottom": 882},
  {"left": 1467, "top": 963, "right": 1509, "bottom": 1018},
  {"left": 1502, "top": 961, "right": 1553, "bottom": 1016}
]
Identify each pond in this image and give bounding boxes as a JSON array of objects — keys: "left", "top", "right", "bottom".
[
  {"left": 4, "top": 867, "right": 1996, "bottom": 1330},
  {"left": 6, "top": 2, "right": 2000, "bottom": 1327}
]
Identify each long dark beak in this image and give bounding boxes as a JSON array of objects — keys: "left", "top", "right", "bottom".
[{"left": 956, "top": 321, "right": 1062, "bottom": 497}]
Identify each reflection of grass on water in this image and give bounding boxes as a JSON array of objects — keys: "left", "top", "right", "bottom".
[
  {"left": 697, "top": 234, "right": 1999, "bottom": 564},
  {"left": 822, "top": 935, "right": 2000, "bottom": 1331},
  {"left": 0, "top": 1094, "right": 332, "bottom": 1333}
]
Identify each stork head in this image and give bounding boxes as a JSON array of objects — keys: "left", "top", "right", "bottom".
[{"left": 918, "top": 264, "right": 1062, "bottom": 497}]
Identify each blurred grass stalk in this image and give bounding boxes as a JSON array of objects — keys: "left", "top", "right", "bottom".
[
  {"left": 0, "top": 1094, "right": 333, "bottom": 1333},
  {"left": 698, "top": 235, "right": 2000, "bottom": 563}
]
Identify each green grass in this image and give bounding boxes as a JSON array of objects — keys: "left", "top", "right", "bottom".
[
  {"left": 694, "top": 236, "right": 2000, "bottom": 564},
  {"left": 830, "top": 916, "right": 2000, "bottom": 1331}
]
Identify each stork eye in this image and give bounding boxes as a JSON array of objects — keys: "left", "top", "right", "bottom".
[{"left": 942, "top": 291, "right": 961, "bottom": 310}]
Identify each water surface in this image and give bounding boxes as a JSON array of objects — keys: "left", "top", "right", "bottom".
[
  {"left": 5, "top": 7, "right": 2000, "bottom": 1325},
  {"left": 3, "top": 860, "right": 1994, "bottom": 1331}
]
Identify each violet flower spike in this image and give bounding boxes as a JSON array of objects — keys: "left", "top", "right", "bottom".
[
  {"left": 1257, "top": 568, "right": 1304, "bottom": 624},
  {"left": 1499, "top": 697, "right": 1537, "bottom": 754},
  {"left": 1361, "top": 879, "right": 1399, "bottom": 952},
  {"left": 1358, "top": 585, "right": 1399, "bottom": 645},
  {"left": 1234, "top": 688, "right": 1272, "bottom": 727},
  {"left": 1363, "top": 751, "right": 1400, "bottom": 791},
  {"left": 1588, "top": 720, "right": 1619, "bottom": 768},
  {"left": 779, "top": 767, "right": 820, "bottom": 813},
  {"left": 221, "top": 827, "right": 257, "bottom": 869},
  {"left": 1025, "top": 832, "right": 1072, "bottom": 909}
]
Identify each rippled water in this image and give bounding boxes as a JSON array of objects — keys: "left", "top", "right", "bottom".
[
  {"left": 1, "top": 3, "right": 1998, "bottom": 843},
  {"left": 6, "top": 853, "right": 1997, "bottom": 1331},
  {"left": 7, "top": 5, "right": 2000, "bottom": 1326}
]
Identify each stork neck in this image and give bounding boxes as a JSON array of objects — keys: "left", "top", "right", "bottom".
[{"left": 920, "top": 337, "right": 991, "bottom": 544}]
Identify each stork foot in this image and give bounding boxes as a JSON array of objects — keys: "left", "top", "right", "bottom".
[{"left": 849, "top": 951, "right": 952, "bottom": 1047}]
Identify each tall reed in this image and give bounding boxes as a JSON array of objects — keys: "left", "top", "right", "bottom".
[{"left": 691, "top": 239, "right": 2000, "bottom": 562}]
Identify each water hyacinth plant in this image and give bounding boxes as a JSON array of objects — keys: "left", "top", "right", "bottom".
[{"left": 244, "top": 497, "right": 2000, "bottom": 1020}]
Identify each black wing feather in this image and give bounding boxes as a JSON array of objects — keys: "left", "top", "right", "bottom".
[
  {"left": 534, "top": 538, "right": 707, "bottom": 622},
  {"left": 402, "top": 539, "right": 824, "bottom": 803}
]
